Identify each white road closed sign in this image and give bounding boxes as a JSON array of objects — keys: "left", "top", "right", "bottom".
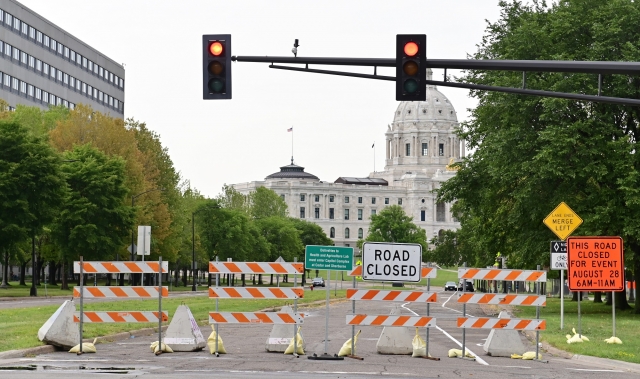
[{"left": 361, "top": 242, "right": 422, "bottom": 282}]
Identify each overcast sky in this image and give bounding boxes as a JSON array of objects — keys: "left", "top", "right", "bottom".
[{"left": 19, "top": 0, "right": 505, "bottom": 198}]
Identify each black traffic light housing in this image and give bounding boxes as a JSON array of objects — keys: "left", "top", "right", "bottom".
[
  {"left": 396, "top": 34, "right": 426, "bottom": 101},
  {"left": 203, "top": 34, "right": 232, "bottom": 100}
]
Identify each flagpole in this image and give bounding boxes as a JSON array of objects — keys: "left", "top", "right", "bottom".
[
  {"left": 291, "top": 126, "right": 294, "bottom": 164},
  {"left": 373, "top": 142, "right": 376, "bottom": 173}
]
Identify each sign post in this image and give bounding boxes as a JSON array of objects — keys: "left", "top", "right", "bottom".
[
  {"left": 305, "top": 245, "right": 353, "bottom": 361},
  {"left": 567, "top": 236, "right": 624, "bottom": 339},
  {"left": 550, "top": 240, "right": 567, "bottom": 329}
]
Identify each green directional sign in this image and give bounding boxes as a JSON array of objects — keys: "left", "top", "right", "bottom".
[{"left": 305, "top": 245, "right": 353, "bottom": 271}]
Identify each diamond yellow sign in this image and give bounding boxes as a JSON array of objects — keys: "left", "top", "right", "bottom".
[{"left": 543, "top": 202, "right": 582, "bottom": 240}]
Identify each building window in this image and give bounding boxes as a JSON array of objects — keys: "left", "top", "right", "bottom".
[
  {"left": 35, "top": 88, "right": 41, "bottom": 100},
  {"left": 406, "top": 143, "right": 411, "bottom": 156},
  {"left": 357, "top": 209, "right": 363, "bottom": 220},
  {"left": 36, "top": 31, "right": 42, "bottom": 43},
  {"left": 315, "top": 208, "right": 320, "bottom": 219},
  {"left": 422, "top": 143, "right": 428, "bottom": 156},
  {"left": 27, "top": 84, "right": 33, "bottom": 97},
  {"left": 280, "top": 194, "right": 285, "bottom": 200},
  {"left": 384, "top": 198, "right": 389, "bottom": 205},
  {"left": 358, "top": 197, "right": 362, "bottom": 204},
  {"left": 64, "top": 46, "right": 69, "bottom": 58},
  {"left": 398, "top": 198, "right": 403, "bottom": 205},
  {"left": 314, "top": 195, "right": 320, "bottom": 202},
  {"left": 330, "top": 227, "right": 335, "bottom": 238},
  {"left": 358, "top": 228, "right": 363, "bottom": 239},
  {"left": 371, "top": 209, "right": 376, "bottom": 216},
  {"left": 329, "top": 195, "right": 334, "bottom": 202},
  {"left": 344, "top": 209, "right": 350, "bottom": 220},
  {"left": 439, "top": 143, "right": 444, "bottom": 156},
  {"left": 421, "top": 210, "right": 426, "bottom": 222},
  {"left": 329, "top": 208, "right": 334, "bottom": 219},
  {"left": 88, "top": 61, "right": 93, "bottom": 71},
  {"left": 345, "top": 196, "right": 349, "bottom": 203},
  {"left": 436, "top": 202, "right": 446, "bottom": 222},
  {"left": 371, "top": 197, "right": 376, "bottom": 204},
  {"left": 300, "top": 194, "right": 305, "bottom": 201},
  {"left": 345, "top": 228, "right": 350, "bottom": 239},
  {"left": 300, "top": 207, "right": 305, "bottom": 219},
  {"left": 29, "top": 26, "right": 35, "bottom": 39}
]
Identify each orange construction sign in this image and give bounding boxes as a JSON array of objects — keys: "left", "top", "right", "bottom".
[{"left": 567, "top": 236, "right": 624, "bottom": 291}]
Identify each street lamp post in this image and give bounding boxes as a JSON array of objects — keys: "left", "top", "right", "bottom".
[
  {"left": 131, "top": 188, "right": 165, "bottom": 285},
  {"left": 192, "top": 204, "right": 219, "bottom": 292},
  {"left": 29, "top": 234, "right": 37, "bottom": 296}
]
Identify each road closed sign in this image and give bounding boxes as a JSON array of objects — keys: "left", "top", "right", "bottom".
[
  {"left": 567, "top": 236, "right": 624, "bottom": 291},
  {"left": 361, "top": 242, "right": 422, "bottom": 282}
]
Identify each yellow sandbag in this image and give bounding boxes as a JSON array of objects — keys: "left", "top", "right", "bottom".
[
  {"left": 412, "top": 328, "right": 427, "bottom": 358},
  {"left": 521, "top": 351, "right": 541, "bottom": 360},
  {"left": 604, "top": 336, "right": 622, "bottom": 344},
  {"left": 207, "top": 325, "right": 227, "bottom": 354},
  {"left": 566, "top": 334, "right": 583, "bottom": 344},
  {"left": 572, "top": 328, "right": 589, "bottom": 341},
  {"left": 284, "top": 326, "right": 304, "bottom": 355},
  {"left": 338, "top": 330, "right": 361, "bottom": 357},
  {"left": 150, "top": 341, "right": 173, "bottom": 354},
  {"left": 447, "top": 348, "right": 474, "bottom": 358},
  {"left": 69, "top": 338, "right": 97, "bottom": 353}
]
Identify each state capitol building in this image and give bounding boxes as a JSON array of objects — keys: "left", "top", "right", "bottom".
[{"left": 233, "top": 70, "right": 462, "bottom": 250}]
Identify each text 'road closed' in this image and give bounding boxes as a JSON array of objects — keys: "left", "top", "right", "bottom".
[{"left": 361, "top": 242, "right": 422, "bottom": 282}]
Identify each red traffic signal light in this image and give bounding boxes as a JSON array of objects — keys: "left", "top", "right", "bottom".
[
  {"left": 396, "top": 35, "right": 426, "bottom": 101},
  {"left": 203, "top": 35, "right": 231, "bottom": 100}
]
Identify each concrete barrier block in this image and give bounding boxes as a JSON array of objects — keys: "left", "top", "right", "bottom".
[
  {"left": 37, "top": 300, "right": 79, "bottom": 349},
  {"left": 265, "top": 306, "right": 305, "bottom": 352},
  {"left": 483, "top": 310, "right": 526, "bottom": 357},
  {"left": 164, "top": 304, "right": 206, "bottom": 352},
  {"left": 376, "top": 307, "right": 413, "bottom": 355}
]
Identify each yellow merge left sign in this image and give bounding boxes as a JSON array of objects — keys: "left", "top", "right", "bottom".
[{"left": 543, "top": 202, "right": 582, "bottom": 240}]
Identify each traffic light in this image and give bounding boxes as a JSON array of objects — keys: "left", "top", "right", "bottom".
[
  {"left": 203, "top": 34, "right": 231, "bottom": 100},
  {"left": 396, "top": 34, "right": 426, "bottom": 101}
]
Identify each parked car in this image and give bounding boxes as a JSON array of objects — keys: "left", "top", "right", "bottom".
[
  {"left": 444, "top": 281, "right": 457, "bottom": 291},
  {"left": 458, "top": 281, "right": 475, "bottom": 292},
  {"left": 312, "top": 277, "right": 325, "bottom": 287}
]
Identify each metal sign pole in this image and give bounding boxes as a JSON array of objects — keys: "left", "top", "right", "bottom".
[
  {"left": 324, "top": 269, "right": 330, "bottom": 355},
  {"left": 293, "top": 257, "right": 298, "bottom": 358},
  {"left": 578, "top": 290, "right": 582, "bottom": 338},
  {"left": 560, "top": 268, "right": 564, "bottom": 330},
  {"left": 461, "top": 262, "right": 467, "bottom": 359},
  {"left": 157, "top": 256, "right": 163, "bottom": 355},
  {"left": 612, "top": 290, "right": 616, "bottom": 337},
  {"left": 426, "top": 263, "right": 431, "bottom": 357},
  {"left": 215, "top": 256, "right": 219, "bottom": 356},
  {"left": 79, "top": 256, "right": 84, "bottom": 355},
  {"left": 536, "top": 264, "right": 540, "bottom": 360},
  {"left": 351, "top": 274, "right": 355, "bottom": 357}
]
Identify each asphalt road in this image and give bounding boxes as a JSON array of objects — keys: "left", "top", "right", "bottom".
[{"left": 0, "top": 286, "right": 638, "bottom": 378}]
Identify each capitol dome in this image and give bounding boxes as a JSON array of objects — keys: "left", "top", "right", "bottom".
[
  {"left": 265, "top": 161, "right": 320, "bottom": 181},
  {"left": 392, "top": 69, "right": 458, "bottom": 125}
]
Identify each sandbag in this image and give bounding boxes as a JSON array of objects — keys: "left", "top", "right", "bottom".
[
  {"left": 69, "top": 338, "right": 97, "bottom": 353},
  {"left": 604, "top": 336, "right": 622, "bottom": 344},
  {"left": 338, "top": 330, "right": 361, "bottom": 357},
  {"left": 447, "top": 348, "right": 474, "bottom": 358},
  {"left": 207, "top": 325, "right": 227, "bottom": 354},
  {"left": 412, "top": 328, "right": 426, "bottom": 358},
  {"left": 150, "top": 341, "right": 173, "bottom": 354},
  {"left": 511, "top": 351, "right": 542, "bottom": 360},
  {"left": 284, "top": 326, "right": 304, "bottom": 355}
]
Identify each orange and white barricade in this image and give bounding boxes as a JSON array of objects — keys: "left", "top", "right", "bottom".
[
  {"left": 73, "top": 257, "right": 168, "bottom": 354},
  {"left": 347, "top": 314, "right": 436, "bottom": 327},
  {"left": 347, "top": 289, "right": 436, "bottom": 303},
  {"left": 209, "top": 312, "right": 304, "bottom": 324},
  {"left": 208, "top": 259, "right": 304, "bottom": 356},
  {"left": 457, "top": 317, "right": 546, "bottom": 330},
  {"left": 456, "top": 265, "right": 546, "bottom": 361}
]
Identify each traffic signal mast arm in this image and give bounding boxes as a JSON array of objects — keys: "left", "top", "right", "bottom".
[{"left": 231, "top": 55, "right": 640, "bottom": 106}]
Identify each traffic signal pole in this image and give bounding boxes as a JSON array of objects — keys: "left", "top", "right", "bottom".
[{"left": 232, "top": 55, "right": 640, "bottom": 106}]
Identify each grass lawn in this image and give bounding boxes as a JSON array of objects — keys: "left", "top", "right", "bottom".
[
  {"left": 0, "top": 288, "right": 346, "bottom": 353},
  {"left": 514, "top": 297, "right": 640, "bottom": 364}
]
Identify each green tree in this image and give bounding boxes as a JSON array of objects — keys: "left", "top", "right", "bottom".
[
  {"left": 51, "top": 144, "right": 134, "bottom": 289},
  {"left": 217, "top": 184, "right": 250, "bottom": 214},
  {"left": 364, "top": 205, "right": 428, "bottom": 253},
  {"left": 248, "top": 187, "right": 288, "bottom": 219},
  {"left": 436, "top": 0, "right": 640, "bottom": 310},
  {"left": 0, "top": 121, "right": 66, "bottom": 288},
  {"left": 290, "top": 218, "right": 332, "bottom": 283},
  {"left": 255, "top": 216, "right": 303, "bottom": 284}
]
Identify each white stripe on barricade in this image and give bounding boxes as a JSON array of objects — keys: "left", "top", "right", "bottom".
[
  {"left": 458, "top": 268, "right": 546, "bottom": 282},
  {"left": 208, "top": 261, "right": 303, "bottom": 274}
]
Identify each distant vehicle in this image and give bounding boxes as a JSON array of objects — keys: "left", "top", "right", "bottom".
[
  {"left": 444, "top": 281, "right": 457, "bottom": 291},
  {"left": 458, "top": 281, "right": 475, "bottom": 292},
  {"left": 312, "top": 277, "right": 325, "bottom": 287}
]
